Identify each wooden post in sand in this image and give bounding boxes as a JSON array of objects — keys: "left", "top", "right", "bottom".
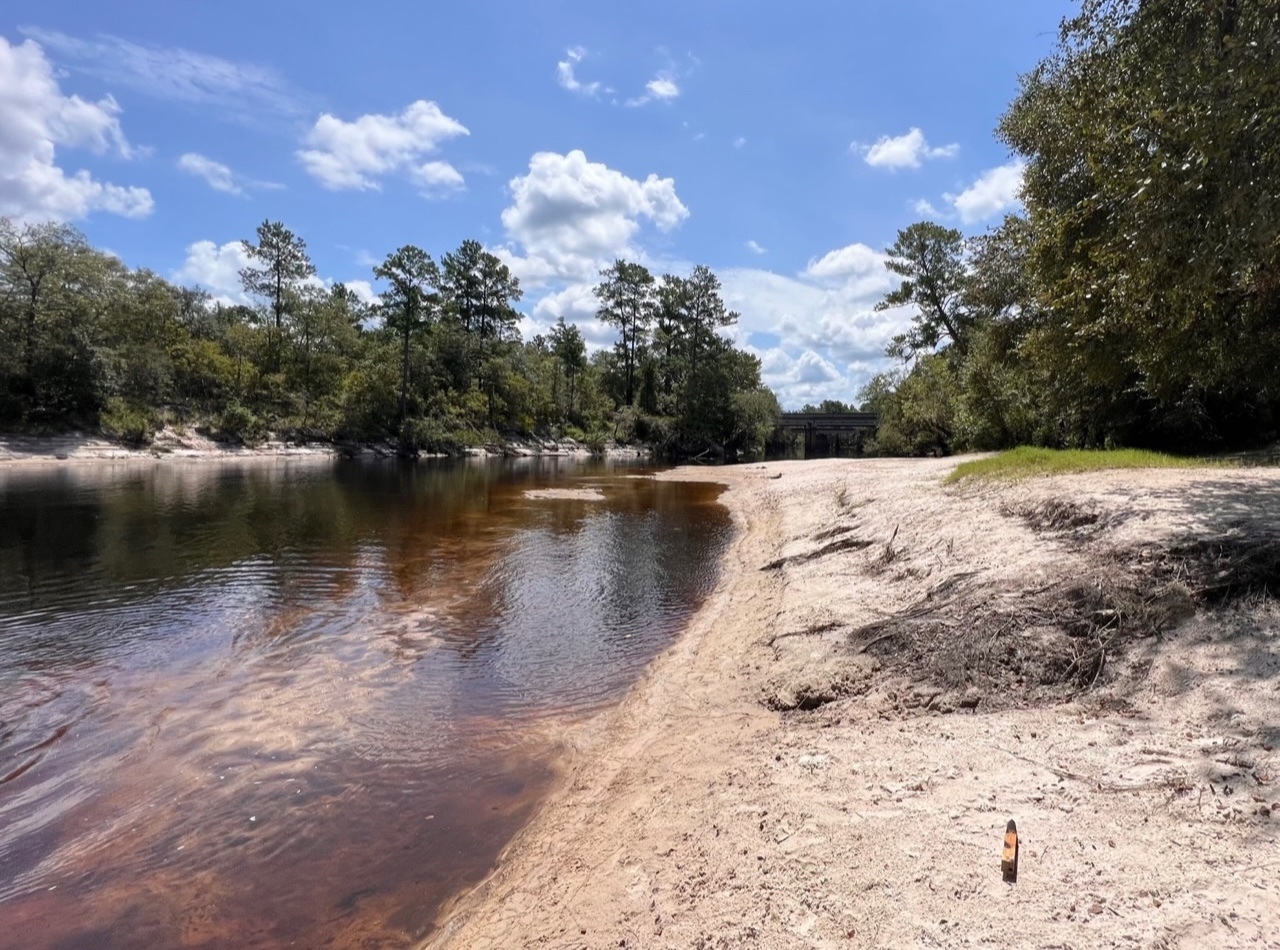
[{"left": 1002, "top": 819, "right": 1019, "bottom": 883}]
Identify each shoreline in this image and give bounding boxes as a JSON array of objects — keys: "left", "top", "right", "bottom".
[
  {"left": 420, "top": 461, "right": 771, "bottom": 947},
  {"left": 0, "top": 430, "right": 649, "bottom": 467},
  {"left": 423, "top": 457, "right": 1280, "bottom": 949}
]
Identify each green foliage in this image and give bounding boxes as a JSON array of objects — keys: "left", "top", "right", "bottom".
[
  {"left": 800, "top": 399, "right": 858, "bottom": 414},
  {"left": 995, "top": 0, "right": 1280, "bottom": 449},
  {"left": 878, "top": 222, "right": 973, "bottom": 361},
  {"left": 398, "top": 417, "right": 466, "bottom": 455},
  {"left": 0, "top": 217, "right": 780, "bottom": 458},
  {"left": 374, "top": 245, "right": 440, "bottom": 427},
  {"left": 215, "top": 403, "right": 267, "bottom": 445},
  {"left": 947, "top": 446, "right": 1215, "bottom": 482},
  {"left": 99, "top": 398, "right": 159, "bottom": 446},
  {"left": 595, "top": 260, "right": 656, "bottom": 406},
  {"left": 859, "top": 355, "right": 958, "bottom": 456},
  {"left": 239, "top": 221, "right": 316, "bottom": 375},
  {"left": 864, "top": 0, "right": 1280, "bottom": 458},
  {"left": 729, "top": 387, "right": 782, "bottom": 458}
]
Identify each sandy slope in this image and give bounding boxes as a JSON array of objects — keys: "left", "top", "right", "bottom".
[
  {"left": 0, "top": 429, "right": 338, "bottom": 464},
  {"left": 0, "top": 430, "right": 647, "bottom": 464},
  {"left": 424, "top": 458, "right": 1280, "bottom": 950}
]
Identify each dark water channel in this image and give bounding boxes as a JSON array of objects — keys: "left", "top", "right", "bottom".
[{"left": 0, "top": 457, "right": 731, "bottom": 948}]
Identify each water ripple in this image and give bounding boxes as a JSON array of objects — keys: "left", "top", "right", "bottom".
[{"left": 0, "top": 459, "right": 730, "bottom": 948}]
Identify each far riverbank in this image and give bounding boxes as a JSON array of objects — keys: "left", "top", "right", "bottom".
[{"left": 0, "top": 428, "right": 649, "bottom": 466}]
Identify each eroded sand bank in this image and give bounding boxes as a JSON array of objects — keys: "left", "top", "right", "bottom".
[{"left": 424, "top": 457, "right": 1280, "bottom": 949}]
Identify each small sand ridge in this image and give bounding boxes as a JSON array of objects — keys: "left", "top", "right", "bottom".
[
  {"left": 427, "top": 458, "right": 1280, "bottom": 949},
  {"left": 523, "top": 488, "right": 607, "bottom": 501}
]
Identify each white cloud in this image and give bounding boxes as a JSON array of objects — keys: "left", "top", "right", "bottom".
[
  {"left": 858, "top": 127, "right": 959, "bottom": 170},
  {"left": 176, "top": 238, "right": 375, "bottom": 308},
  {"left": 297, "top": 100, "right": 469, "bottom": 195},
  {"left": 174, "top": 239, "right": 252, "bottom": 304},
  {"left": 745, "top": 240, "right": 767, "bottom": 255},
  {"left": 19, "top": 27, "right": 308, "bottom": 122},
  {"left": 342, "top": 279, "right": 378, "bottom": 306},
  {"left": 411, "top": 161, "right": 465, "bottom": 190},
  {"left": 556, "top": 47, "right": 601, "bottom": 96},
  {"left": 803, "top": 242, "right": 891, "bottom": 298},
  {"left": 500, "top": 150, "right": 689, "bottom": 353},
  {"left": 177, "top": 153, "right": 241, "bottom": 195},
  {"left": 947, "top": 160, "right": 1025, "bottom": 224},
  {"left": 718, "top": 243, "right": 911, "bottom": 407},
  {"left": 627, "top": 72, "right": 680, "bottom": 107},
  {"left": 912, "top": 197, "right": 943, "bottom": 218},
  {"left": 0, "top": 35, "right": 152, "bottom": 222},
  {"left": 646, "top": 76, "right": 680, "bottom": 100},
  {"left": 499, "top": 149, "right": 689, "bottom": 284},
  {"left": 177, "top": 153, "right": 281, "bottom": 196},
  {"left": 733, "top": 136, "right": 747, "bottom": 149},
  {"left": 528, "top": 283, "right": 617, "bottom": 349}
]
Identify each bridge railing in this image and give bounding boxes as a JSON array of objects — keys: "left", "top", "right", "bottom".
[{"left": 776, "top": 412, "right": 879, "bottom": 430}]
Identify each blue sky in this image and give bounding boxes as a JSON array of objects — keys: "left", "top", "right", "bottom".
[{"left": 1, "top": 0, "right": 1075, "bottom": 407}]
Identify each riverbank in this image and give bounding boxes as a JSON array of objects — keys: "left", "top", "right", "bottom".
[
  {"left": 425, "top": 457, "right": 1280, "bottom": 949},
  {"left": 0, "top": 428, "right": 648, "bottom": 465}
]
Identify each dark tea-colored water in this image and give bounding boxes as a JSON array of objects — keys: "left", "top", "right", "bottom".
[{"left": 0, "top": 457, "right": 730, "bottom": 948}]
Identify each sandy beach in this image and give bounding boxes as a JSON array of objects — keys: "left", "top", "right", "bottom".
[{"left": 424, "top": 457, "right": 1280, "bottom": 949}]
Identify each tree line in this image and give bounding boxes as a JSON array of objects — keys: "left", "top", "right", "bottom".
[
  {"left": 863, "top": 0, "right": 1280, "bottom": 456},
  {"left": 0, "top": 218, "right": 779, "bottom": 457}
]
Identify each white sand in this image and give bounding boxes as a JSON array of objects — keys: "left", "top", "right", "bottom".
[{"left": 425, "top": 458, "right": 1280, "bottom": 950}]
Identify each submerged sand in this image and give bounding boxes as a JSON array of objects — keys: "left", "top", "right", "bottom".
[
  {"left": 524, "top": 488, "right": 608, "bottom": 501},
  {"left": 425, "top": 458, "right": 1280, "bottom": 949}
]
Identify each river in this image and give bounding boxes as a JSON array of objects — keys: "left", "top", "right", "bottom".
[{"left": 0, "top": 457, "right": 731, "bottom": 948}]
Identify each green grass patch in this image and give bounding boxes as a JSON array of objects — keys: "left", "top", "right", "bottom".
[{"left": 946, "top": 446, "right": 1217, "bottom": 482}]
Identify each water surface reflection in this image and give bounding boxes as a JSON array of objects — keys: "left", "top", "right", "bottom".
[{"left": 0, "top": 457, "right": 730, "bottom": 948}]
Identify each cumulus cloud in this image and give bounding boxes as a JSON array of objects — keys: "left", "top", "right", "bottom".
[
  {"left": 297, "top": 100, "right": 468, "bottom": 195},
  {"left": 527, "top": 283, "right": 617, "bottom": 348},
  {"left": 745, "top": 239, "right": 767, "bottom": 255},
  {"left": 857, "top": 127, "right": 959, "bottom": 170},
  {"left": 947, "top": 160, "right": 1025, "bottom": 223},
  {"left": 411, "top": 160, "right": 465, "bottom": 190},
  {"left": 802, "top": 242, "right": 895, "bottom": 298},
  {"left": 556, "top": 47, "right": 601, "bottom": 96},
  {"left": 719, "top": 245, "right": 911, "bottom": 407},
  {"left": 0, "top": 35, "right": 152, "bottom": 222},
  {"left": 500, "top": 150, "right": 689, "bottom": 351},
  {"left": 177, "top": 153, "right": 241, "bottom": 195},
  {"left": 342, "top": 279, "right": 378, "bottom": 306},
  {"left": 499, "top": 149, "right": 689, "bottom": 284},
  {"left": 19, "top": 27, "right": 309, "bottom": 122},
  {"left": 175, "top": 238, "right": 373, "bottom": 308},
  {"left": 804, "top": 242, "right": 885, "bottom": 280},
  {"left": 174, "top": 239, "right": 252, "bottom": 304}
]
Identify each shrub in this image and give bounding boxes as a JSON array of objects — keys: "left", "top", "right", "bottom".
[
  {"left": 216, "top": 403, "right": 267, "bottom": 445},
  {"left": 99, "top": 398, "right": 158, "bottom": 445}
]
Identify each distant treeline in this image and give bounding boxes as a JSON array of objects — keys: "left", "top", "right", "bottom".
[
  {"left": 0, "top": 219, "right": 779, "bottom": 458},
  {"left": 862, "top": 0, "right": 1280, "bottom": 455}
]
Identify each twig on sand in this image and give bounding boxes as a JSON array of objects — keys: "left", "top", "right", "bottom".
[
  {"left": 997, "top": 746, "right": 1158, "bottom": 793},
  {"left": 760, "top": 536, "right": 873, "bottom": 572},
  {"left": 765, "top": 621, "right": 844, "bottom": 647}
]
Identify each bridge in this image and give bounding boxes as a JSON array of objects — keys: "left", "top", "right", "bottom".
[{"left": 776, "top": 411, "right": 879, "bottom": 456}]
